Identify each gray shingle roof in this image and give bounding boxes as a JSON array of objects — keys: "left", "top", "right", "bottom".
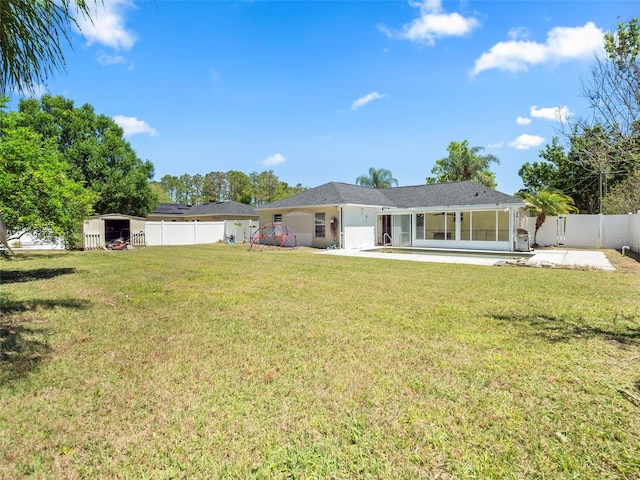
[
  {"left": 150, "top": 203, "right": 191, "bottom": 215},
  {"left": 260, "top": 181, "right": 524, "bottom": 210},
  {"left": 189, "top": 201, "right": 258, "bottom": 216},
  {"left": 149, "top": 201, "right": 258, "bottom": 217},
  {"left": 383, "top": 181, "right": 524, "bottom": 208},
  {"left": 260, "top": 182, "right": 394, "bottom": 209}
]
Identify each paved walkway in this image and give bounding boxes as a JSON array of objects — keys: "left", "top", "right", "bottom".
[
  {"left": 318, "top": 248, "right": 615, "bottom": 271},
  {"left": 526, "top": 249, "right": 614, "bottom": 271}
]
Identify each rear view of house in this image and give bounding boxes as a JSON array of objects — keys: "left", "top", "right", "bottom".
[{"left": 259, "top": 181, "right": 527, "bottom": 251}]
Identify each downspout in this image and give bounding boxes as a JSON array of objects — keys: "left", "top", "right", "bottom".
[
  {"left": 339, "top": 206, "right": 343, "bottom": 249},
  {"left": 510, "top": 208, "right": 515, "bottom": 252}
]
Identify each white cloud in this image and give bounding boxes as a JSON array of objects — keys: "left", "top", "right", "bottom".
[
  {"left": 74, "top": 0, "right": 137, "bottom": 50},
  {"left": 262, "top": 153, "right": 287, "bottom": 166},
  {"left": 516, "top": 116, "right": 532, "bottom": 125},
  {"left": 509, "top": 134, "right": 545, "bottom": 150},
  {"left": 113, "top": 116, "right": 158, "bottom": 137},
  {"left": 351, "top": 92, "right": 385, "bottom": 110},
  {"left": 530, "top": 105, "right": 572, "bottom": 122},
  {"left": 96, "top": 51, "right": 127, "bottom": 66},
  {"left": 472, "top": 22, "right": 604, "bottom": 75},
  {"left": 487, "top": 142, "right": 504, "bottom": 149},
  {"left": 15, "top": 83, "right": 47, "bottom": 97},
  {"left": 380, "top": 0, "right": 479, "bottom": 45},
  {"left": 507, "top": 27, "right": 530, "bottom": 41}
]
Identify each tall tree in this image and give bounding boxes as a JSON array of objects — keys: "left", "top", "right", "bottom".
[
  {"left": 203, "top": 171, "right": 228, "bottom": 202},
  {"left": 0, "top": 108, "right": 94, "bottom": 246},
  {"left": 149, "top": 182, "right": 172, "bottom": 204},
  {"left": 565, "top": 18, "right": 640, "bottom": 211},
  {"left": 518, "top": 137, "right": 600, "bottom": 213},
  {"left": 356, "top": 167, "right": 398, "bottom": 189},
  {"left": 0, "top": 0, "right": 92, "bottom": 94},
  {"left": 601, "top": 169, "right": 640, "bottom": 214},
  {"left": 251, "top": 170, "right": 284, "bottom": 207},
  {"left": 159, "top": 175, "right": 182, "bottom": 203},
  {"left": 282, "top": 182, "right": 307, "bottom": 198},
  {"left": 177, "top": 173, "right": 203, "bottom": 205},
  {"left": 16, "top": 95, "right": 156, "bottom": 217},
  {"left": 427, "top": 140, "right": 499, "bottom": 188},
  {"left": 226, "top": 170, "right": 253, "bottom": 204},
  {"left": 518, "top": 189, "right": 578, "bottom": 246}
]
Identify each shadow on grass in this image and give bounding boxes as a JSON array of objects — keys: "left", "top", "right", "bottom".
[
  {"left": 492, "top": 313, "right": 640, "bottom": 345},
  {"left": 0, "top": 267, "right": 77, "bottom": 284},
  {"left": 0, "top": 321, "right": 52, "bottom": 384},
  {"left": 0, "top": 297, "right": 89, "bottom": 384}
]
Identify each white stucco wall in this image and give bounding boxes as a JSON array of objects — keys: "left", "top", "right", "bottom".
[
  {"left": 342, "top": 206, "right": 377, "bottom": 249},
  {"left": 282, "top": 212, "right": 313, "bottom": 247}
]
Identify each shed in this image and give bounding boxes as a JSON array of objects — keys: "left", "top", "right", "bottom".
[{"left": 82, "top": 213, "right": 147, "bottom": 250}]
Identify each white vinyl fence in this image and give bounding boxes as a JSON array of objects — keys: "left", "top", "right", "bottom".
[
  {"left": 524, "top": 212, "right": 640, "bottom": 252},
  {"left": 145, "top": 220, "right": 257, "bottom": 246}
]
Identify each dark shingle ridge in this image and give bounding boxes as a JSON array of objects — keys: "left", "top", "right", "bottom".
[
  {"left": 149, "top": 200, "right": 257, "bottom": 217},
  {"left": 383, "top": 181, "right": 524, "bottom": 208},
  {"left": 261, "top": 181, "right": 524, "bottom": 210},
  {"left": 260, "top": 182, "right": 394, "bottom": 209}
]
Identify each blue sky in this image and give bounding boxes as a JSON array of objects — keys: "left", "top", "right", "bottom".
[{"left": 15, "top": 0, "right": 637, "bottom": 195}]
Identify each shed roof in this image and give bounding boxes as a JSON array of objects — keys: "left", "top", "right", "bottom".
[
  {"left": 88, "top": 213, "right": 148, "bottom": 221},
  {"left": 260, "top": 181, "right": 524, "bottom": 210}
]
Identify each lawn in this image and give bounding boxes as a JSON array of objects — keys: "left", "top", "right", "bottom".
[{"left": 1, "top": 244, "right": 639, "bottom": 479}]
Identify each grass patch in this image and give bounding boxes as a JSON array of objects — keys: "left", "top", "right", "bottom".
[{"left": 1, "top": 244, "right": 639, "bottom": 478}]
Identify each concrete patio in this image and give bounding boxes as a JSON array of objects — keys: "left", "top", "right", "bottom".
[{"left": 318, "top": 247, "right": 615, "bottom": 271}]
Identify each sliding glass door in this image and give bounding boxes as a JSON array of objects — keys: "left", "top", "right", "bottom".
[{"left": 392, "top": 214, "right": 412, "bottom": 246}]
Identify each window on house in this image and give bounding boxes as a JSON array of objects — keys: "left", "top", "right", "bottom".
[
  {"left": 471, "top": 211, "right": 496, "bottom": 241},
  {"left": 273, "top": 214, "right": 282, "bottom": 223},
  {"left": 425, "top": 212, "right": 452, "bottom": 240},
  {"left": 460, "top": 211, "right": 471, "bottom": 240},
  {"left": 416, "top": 214, "right": 425, "bottom": 240},
  {"left": 315, "top": 213, "right": 326, "bottom": 238},
  {"left": 497, "top": 210, "right": 509, "bottom": 241}
]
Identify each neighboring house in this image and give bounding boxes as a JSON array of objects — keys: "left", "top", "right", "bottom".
[
  {"left": 258, "top": 181, "right": 528, "bottom": 251},
  {"left": 148, "top": 200, "right": 258, "bottom": 222}
]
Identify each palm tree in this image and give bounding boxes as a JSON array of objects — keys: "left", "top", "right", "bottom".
[
  {"left": 520, "top": 189, "right": 578, "bottom": 246},
  {"left": 427, "top": 140, "right": 499, "bottom": 188},
  {"left": 0, "top": 0, "right": 92, "bottom": 94},
  {"left": 356, "top": 167, "right": 398, "bottom": 189}
]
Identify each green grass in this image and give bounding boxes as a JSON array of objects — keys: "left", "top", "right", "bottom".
[{"left": 1, "top": 244, "right": 639, "bottom": 479}]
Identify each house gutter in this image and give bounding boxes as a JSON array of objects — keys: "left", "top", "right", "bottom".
[{"left": 339, "top": 206, "right": 344, "bottom": 249}]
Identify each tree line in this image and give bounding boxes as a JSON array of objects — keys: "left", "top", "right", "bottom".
[{"left": 153, "top": 171, "right": 305, "bottom": 208}]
